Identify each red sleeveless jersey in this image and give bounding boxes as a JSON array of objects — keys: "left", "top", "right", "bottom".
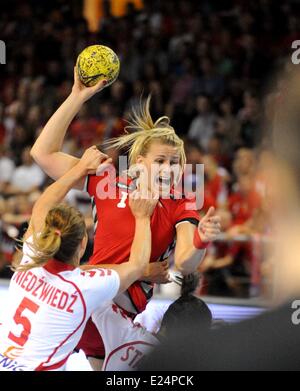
[{"left": 85, "top": 171, "right": 199, "bottom": 313}]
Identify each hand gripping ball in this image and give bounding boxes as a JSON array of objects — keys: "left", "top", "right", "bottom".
[{"left": 76, "top": 45, "right": 120, "bottom": 87}]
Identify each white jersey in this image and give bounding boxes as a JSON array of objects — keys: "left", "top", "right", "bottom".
[
  {"left": 0, "top": 260, "right": 120, "bottom": 371},
  {"left": 92, "top": 303, "right": 158, "bottom": 371}
]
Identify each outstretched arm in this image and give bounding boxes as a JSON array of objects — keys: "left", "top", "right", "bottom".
[
  {"left": 25, "top": 146, "right": 111, "bottom": 240},
  {"left": 30, "top": 68, "right": 108, "bottom": 188},
  {"left": 115, "top": 215, "right": 152, "bottom": 293}
]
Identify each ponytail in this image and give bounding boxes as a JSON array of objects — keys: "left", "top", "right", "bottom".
[
  {"left": 12, "top": 204, "right": 86, "bottom": 272},
  {"left": 180, "top": 272, "right": 201, "bottom": 297}
]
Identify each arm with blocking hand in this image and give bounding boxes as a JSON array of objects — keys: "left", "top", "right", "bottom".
[
  {"left": 174, "top": 207, "right": 222, "bottom": 275},
  {"left": 25, "top": 146, "right": 111, "bottom": 240},
  {"left": 82, "top": 178, "right": 159, "bottom": 293}
]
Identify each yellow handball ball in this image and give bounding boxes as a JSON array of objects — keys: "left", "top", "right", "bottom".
[{"left": 76, "top": 45, "right": 120, "bottom": 87}]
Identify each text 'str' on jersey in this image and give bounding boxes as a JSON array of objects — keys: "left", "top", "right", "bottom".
[{"left": 85, "top": 172, "right": 200, "bottom": 266}]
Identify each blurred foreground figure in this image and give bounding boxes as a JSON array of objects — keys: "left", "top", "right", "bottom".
[{"left": 140, "top": 65, "right": 300, "bottom": 371}]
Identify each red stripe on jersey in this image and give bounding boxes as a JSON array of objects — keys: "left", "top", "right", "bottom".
[
  {"left": 103, "top": 340, "right": 155, "bottom": 371},
  {"left": 37, "top": 352, "right": 72, "bottom": 371},
  {"left": 43, "top": 259, "right": 76, "bottom": 273},
  {"left": 35, "top": 269, "right": 87, "bottom": 371}
]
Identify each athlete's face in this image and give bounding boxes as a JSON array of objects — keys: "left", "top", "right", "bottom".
[{"left": 136, "top": 142, "right": 181, "bottom": 196}]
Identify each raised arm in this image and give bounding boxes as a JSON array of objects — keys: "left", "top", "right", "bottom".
[
  {"left": 25, "top": 146, "right": 111, "bottom": 240},
  {"left": 30, "top": 68, "right": 108, "bottom": 188}
]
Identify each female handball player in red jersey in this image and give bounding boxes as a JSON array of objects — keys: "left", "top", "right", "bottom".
[
  {"left": 30, "top": 68, "right": 221, "bottom": 369},
  {"left": 0, "top": 146, "right": 158, "bottom": 371}
]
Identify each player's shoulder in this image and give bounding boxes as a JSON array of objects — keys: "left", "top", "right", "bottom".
[
  {"left": 76, "top": 268, "right": 116, "bottom": 281},
  {"left": 85, "top": 167, "right": 118, "bottom": 192},
  {"left": 67, "top": 268, "right": 119, "bottom": 299},
  {"left": 85, "top": 171, "right": 114, "bottom": 186},
  {"left": 86, "top": 172, "right": 137, "bottom": 198},
  {"left": 161, "top": 190, "right": 197, "bottom": 207}
]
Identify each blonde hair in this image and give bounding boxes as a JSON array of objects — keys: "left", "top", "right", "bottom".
[
  {"left": 13, "top": 205, "right": 86, "bottom": 272},
  {"left": 105, "top": 96, "right": 186, "bottom": 167}
]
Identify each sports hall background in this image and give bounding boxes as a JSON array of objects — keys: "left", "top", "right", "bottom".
[{"left": 0, "top": 0, "right": 298, "bottom": 350}]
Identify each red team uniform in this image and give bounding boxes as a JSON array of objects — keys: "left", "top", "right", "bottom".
[
  {"left": 228, "top": 189, "right": 261, "bottom": 226},
  {"left": 77, "top": 171, "right": 200, "bottom": 357}
]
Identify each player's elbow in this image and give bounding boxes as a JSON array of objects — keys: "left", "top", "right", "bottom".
[
  {"left": 30, "top": 145, "right": 42, "bottom": 164},
  {"left": 30, "top": 145, "right": 37, "bottom": 159},
  {"left": 30, "top": 145, "right": 50, "bottom": 170}
]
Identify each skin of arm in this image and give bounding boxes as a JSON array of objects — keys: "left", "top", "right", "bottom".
[
  {"left": 84, "top": 221, "right": 153, "bottom": 292},
  {"left": 174, "top": 207, "right": 221, "bottom": 275},
  {"left": 113, "top": 217, "right": 151, "bottom": 294},
  {"left": 86, "top": 210, "right": 220, "bottom": 282},
  {"left": 174, "top": 223, "right": 206, "bottom": 275},
  {"left": 139, "top": 260, "right": 170, "bottom": 283},
  {"left": 24, "top": 147, "right": 108, "bottom": 240},
  {"left": 30, "top": 69, "right": 108, "bottom": 189},
  {"left": 82, "top": 220, "right": 152, "bottom": 294},
  {"left": 81, "top": 259, "right": 170, "bottom": 284},
  {"left": 211, "top": 255, "right": 233, "bottom": 269},
  {"left": 30, "top": 94, "right": 82, "bottom": 183},
  {"left": 199, "top": 254, "right": 233, "bottom": 273}
]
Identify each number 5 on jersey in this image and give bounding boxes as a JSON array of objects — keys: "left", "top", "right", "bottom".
[{"left": 8, "top": 297, "right": 40, "bottom": 347}]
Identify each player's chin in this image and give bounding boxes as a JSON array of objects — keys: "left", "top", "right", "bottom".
[
  {"left": 153, "top": 177, "right": 173, "bottom": 196},
  {"left": 158, "top": 183, "right": 173, "bottom": 198},
  {"left": 154, "top": 177, "right": 174, "bottom": 192}
]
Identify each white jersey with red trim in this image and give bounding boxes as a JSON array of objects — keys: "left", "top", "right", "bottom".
[
  {"left": 0, "top": 259, "right": 120, "bottom": 371},
  {"left": 92, "top": 303, "right": 159, "bottom": 371}
]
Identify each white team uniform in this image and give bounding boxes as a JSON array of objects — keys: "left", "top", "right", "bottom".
[
  {"left": 92, "top": 303, "right": 159, "bottom": 371},
  {"left": 0, "top": 255, "right": 120, "bottom": 371}
]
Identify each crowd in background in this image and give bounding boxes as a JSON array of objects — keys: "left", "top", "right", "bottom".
[{"left": 0, "top": 0, "right": 297, "bottom": 296}]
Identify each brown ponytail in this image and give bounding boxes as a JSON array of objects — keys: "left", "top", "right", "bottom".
[{"left": 13, "top": 204, "right": 86, "bottom": 272}]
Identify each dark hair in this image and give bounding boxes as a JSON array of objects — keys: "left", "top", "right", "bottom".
[
  {"left": 159, "top": 273, "right": 212, "bottom": 336},
  {"left": 196, "top": 93, "right": 211, "bottom": 102}
]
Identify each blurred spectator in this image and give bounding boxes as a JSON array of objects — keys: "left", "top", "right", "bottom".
[
  {"left": 207, "top": 132, "right": 231, "bottom": 169},
  {"left": 238, "top": 89, "right": 261, "bottom": 148},
  {"left": 8, "top": 147, "right": 45, "bottom": 194},
  {"left": 218, "top": 97, "right": 241, "bottom": 148},
  {"left": 69, "top": 105, "right": 101, "bottom": 149},
  {"left": 199, "top": 208, "right": 236, "bottom": 297},
  {"left": 188, "top": 95, "right": 217, "bottom": 151},
  {"left": 232, "top": 147, "right": 256, "bottom": 184},
  {"left": 202, "top": 154, "right": 229, "bottom": 208},
  {"left": 0, "top": 104, "right": 5, "bottom": 144},
  {"left": 194, "top": 57, "right": 225, "bottom": 100},
  {"left": 228, "top": 174, "right": 261, "bottom": 233},
  {"left": 0, "top": 145, "right": 15, "bottom": 189}
]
